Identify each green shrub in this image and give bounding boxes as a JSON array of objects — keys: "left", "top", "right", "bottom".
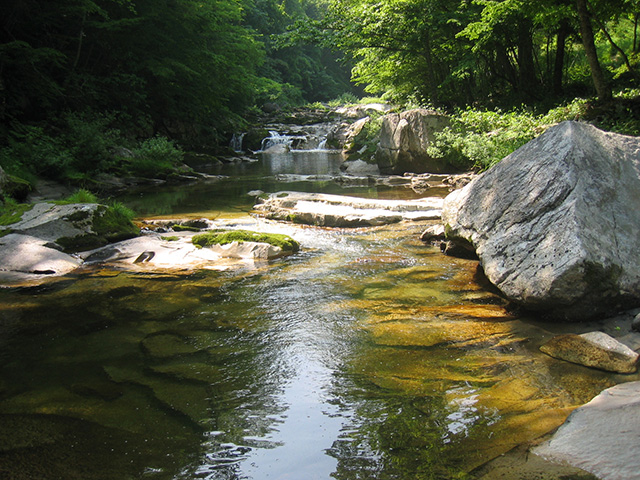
[
  {"left": 0, "top": 197, "right": 32, "bottom": 226},
  {"left": 62, "top": 111, "right": 122, "bottom": 176},
  {"left": 427, "top": 100, "right": 588, "bottom": 171},
  {"left": 1, "top": 125, "right": 73, "bottom": 179},
  {"left": 57, "top": 189, "right": 99, "bottom": 205},
  {"left": 129, "top": 136, "right": 184, "bottom": 177}
]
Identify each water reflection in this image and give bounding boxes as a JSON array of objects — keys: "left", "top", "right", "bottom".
[{"left": 0, "top": 151, "right": 630, "bottom": 479}]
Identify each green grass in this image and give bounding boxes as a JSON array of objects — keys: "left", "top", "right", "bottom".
[
  {"left": 0, "top": 198, "right": 32, "bottom": 226},
  {"left": 55, "top": 189, "right": 99, "bottom": 205},
  {"left": 192, "top": 229, "right": 299, "bottom": 253}
]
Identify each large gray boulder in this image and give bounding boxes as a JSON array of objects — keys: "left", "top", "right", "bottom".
[
  {"left": 533, "top": 381, "right": 640, "bottom": 480},
  {"left": 375, "top": 109, "right": 454, "bottom": 174},
  {"left": 442, "top": 121, "right": 640, "bottom": 320}
]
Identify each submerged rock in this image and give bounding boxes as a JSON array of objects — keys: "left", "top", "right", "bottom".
[
  {"left": 442, "top": 121, "right": 640, "bottom": 320},
  {"left": 540, "top": 331, "right": 639, "bottom": 373},
  {"left": 533, "top": 381, "right": 640, "bottom": 480},
  {"left": 420, "top": 224, "right": 446, "bottom": 243},
  {"left": 254, "top": 191, "right": 443, "bottom": 227}
]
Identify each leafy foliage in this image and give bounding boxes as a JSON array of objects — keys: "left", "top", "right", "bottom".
[{"left": 427, "top": 99, "right": 590, "bottom": 171}]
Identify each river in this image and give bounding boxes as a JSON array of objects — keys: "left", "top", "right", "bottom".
[{"left": 0, "top": 147, "right": 625, "bottom": 479}]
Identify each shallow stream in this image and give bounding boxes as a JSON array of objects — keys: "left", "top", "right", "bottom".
[{"left": 0, "top": 149, "right": 630, "bottom": 479}]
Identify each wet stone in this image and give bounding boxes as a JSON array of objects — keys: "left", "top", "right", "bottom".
[
  {"left": 141, "top": 333, "right": 201, "bottom": 359},
  {"left": 540, "top": 331, "right": 640, "bottom": 373},
  {"left": 150, "top": 362, "right": 221, "bottom": 384},
  {"left": 104, "top": 365, "right": 211, "bottom": 426}
]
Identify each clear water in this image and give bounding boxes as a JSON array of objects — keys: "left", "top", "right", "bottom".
[{"left": 0, "top": 150, "right": 626, "bottom": 479}]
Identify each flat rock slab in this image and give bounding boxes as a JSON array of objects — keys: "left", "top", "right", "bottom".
[
  {"left": 80, "top": 235, "right": 289, "bottom": 271},
  {"left": 533, "top": 381, "right": 640, "bottom": 480},
  {"left": 254, "top": 191, "right": 443, "bottom": 227},
  {"left": 0, "top": 234, "right": 82, "bottom": 284},
  {"left": 540, "top": 331, "right": 639, "bottom": 373}
]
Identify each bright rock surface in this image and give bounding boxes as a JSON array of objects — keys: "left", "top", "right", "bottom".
[
  {"left": 534, "top": 381, "right": 640, "bottom": 480},
  {"left": 254, "top": 191, "right": 443, "bottom": 227},
  {"left": 442, "top": 121, "right": 640, "bottom": 320},
  {"left": 540, "top": 331, "right": 639, "bottom": 373}
]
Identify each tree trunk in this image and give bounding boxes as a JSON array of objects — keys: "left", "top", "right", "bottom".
[
  {"left": 575, "top": 0, "right": 611, "bottom": 100},
  {"left": 553, "top": 20, "right": 569, "bottom": 95},
  {"left": 590, "top": 7, "right": 639, "bottom": 81},
  {"left": 423, "top": 31, "right": 439, "bottom": 105},
  {"left": 517, "top": 18, "right": 538, "bottom": 96}
]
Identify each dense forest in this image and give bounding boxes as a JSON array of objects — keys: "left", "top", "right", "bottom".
[{"left": 1, "top": 0, "right": 639, "bottom": 188}]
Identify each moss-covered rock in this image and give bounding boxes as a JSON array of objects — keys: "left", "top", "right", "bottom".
[
  {"left": 192, "top": 229, "right": 299, "bottom": 253},
  {"left": 8, "top": 202, "right": 139, "bottom": 252}
]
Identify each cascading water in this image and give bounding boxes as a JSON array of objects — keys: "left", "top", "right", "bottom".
[
  {"left": 261, "top": 131, "right": 301, "bottom": 152},
  {"left": 260, "top": 122, "right": 336, "bottom": 152},
  {"left": 230, "top": 132, "right": 246, "bottom": 152}
]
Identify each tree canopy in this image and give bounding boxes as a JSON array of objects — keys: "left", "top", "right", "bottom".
[
  {"left": 0, "top": 0, "right": 353, "bottom": 143},
  {"left": 309, "top": 0, "right": 639, "bottom": 106}
]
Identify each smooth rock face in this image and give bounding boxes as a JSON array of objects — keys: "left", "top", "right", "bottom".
[
  {"left": 254, "top": 191, "right": 443, "bottom": 227},
  {"left": 0, "top": 234, "right": 82, "bottom": 282},
  {"left": 442, "top": 121, "right": 640, "bottom": 320},
  {"left": 533, "top": 381, "right": 640, "bottom": 480},
  {"left": 342, "top": 159, "right": 380, "bottom": 176},
  {"left": 375, "top": 109, "right": 453, "bottom": 174},
  {"left": 540, "top": 331, "right": 639, "bottom": 373},
  {"left": 9, "top": 203, "right": 101, "bottom": 243},
  {"left": 81, "top": 236, "right": 288, "bottom": 269}
]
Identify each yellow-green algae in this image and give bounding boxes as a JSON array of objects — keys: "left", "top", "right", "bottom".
[{"left": 192, "top": 229, "right": 300, "bottom": 252}]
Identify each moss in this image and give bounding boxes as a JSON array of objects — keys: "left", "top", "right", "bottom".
[
  {"left": 161, "top": 236, "right": 180, "bottom": 242},
  {"left": 172, "top": 224, "right": 200, "bottom": 232},
  {"left": 93, "top": 205, "right": 139, "bottom": 242},
  {"left": 64, "top": 210, "right": 92, "bottom": 223},
  {"left": 0, "top": 228, "right": 12, "bottom": 238},
  {"left": 57, "top": 234, "right": 107, "bottom": 252},
  {"left": 58, "top": 204, "right": 139, "bottom": 252},
  {"left": 0, "top": 201, "right": 32, "bottom": 226},
  {"left": 4, "top": 175, "right": 32, "bottom": 201},
  {"left": 192, "top": 229, "right": 299, "bottom": 253}
]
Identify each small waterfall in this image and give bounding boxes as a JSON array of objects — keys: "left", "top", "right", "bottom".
[
  {"left": 259, "top": 122, "right": 338, "bottom": 152},
  {"left": 230, "top": 132, "right": 246, "bottom": 153},
  {"left": 261, "top": 131, "right": 291, "bottom": 151},
  {"left": 316, "top": 137, "right": 328, "bottom": 150},
  {"left": 261, "top": 131, "right": 307, "bottom": 152}
]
